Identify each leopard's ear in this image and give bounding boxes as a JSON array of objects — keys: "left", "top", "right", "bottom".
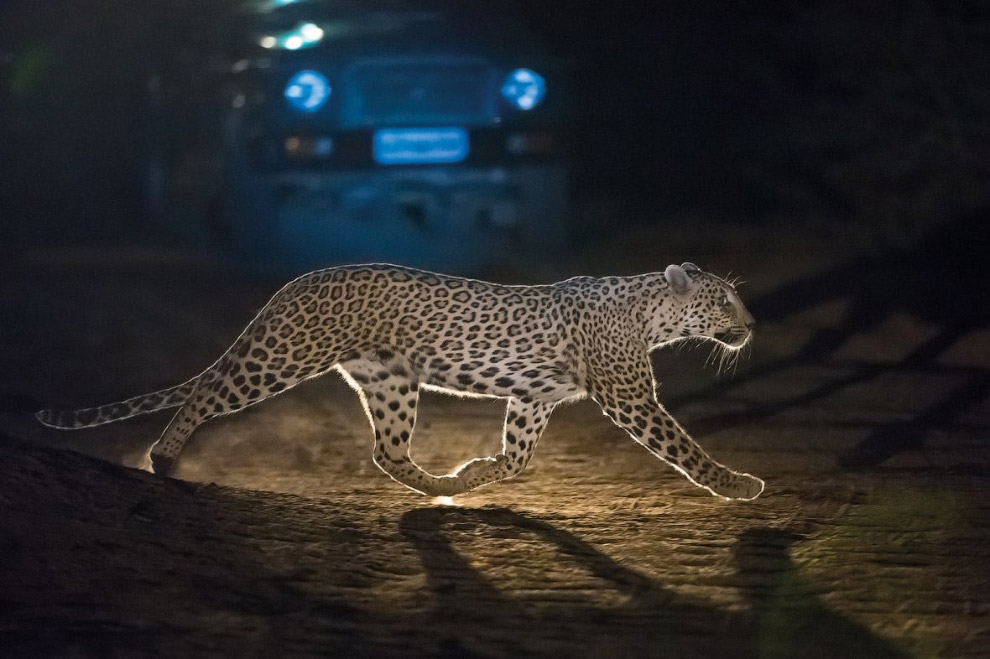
[{"left": 665, "top": 264, "right": 692, "bottom": 296}]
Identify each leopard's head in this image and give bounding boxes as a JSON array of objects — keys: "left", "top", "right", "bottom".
[{"left": 664, "top": 262, "right": 755, "bottom": 350}]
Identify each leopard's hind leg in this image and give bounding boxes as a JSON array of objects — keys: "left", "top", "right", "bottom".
[
  {"left": 148, "top": 333, "right": 342, "bottom": 474},
  {"left": 341, "top": 359, "right": 472, "bottom": 496},
  {"left": 146, "top": 362, "right": 264, "bottom": 475}
]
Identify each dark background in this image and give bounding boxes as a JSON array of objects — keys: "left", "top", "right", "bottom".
[
  {"left": 2, "top": 3, "right": 990, "bottom": 657},
  {"left": 2, "top": 0, "right": 988, "bottom": 249}
]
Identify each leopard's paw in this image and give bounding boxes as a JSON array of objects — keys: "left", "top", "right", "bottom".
[
  {"left": 455, "top": 455, "right": 508, "bottom": 489},
  {"left": 422, "top": 475, "right": 469, "bottom": 497},
  {"left": 720, "top": 472, "right": 765, "bottom": 501}
]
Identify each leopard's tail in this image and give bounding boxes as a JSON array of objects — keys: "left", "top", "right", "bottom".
[{"left": 36, "top": 380, "right": 198, "bottom": 429}]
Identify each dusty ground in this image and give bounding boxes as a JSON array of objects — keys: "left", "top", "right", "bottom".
[{"left": 1, "top": 215, "right": 988, "bottom": 657}]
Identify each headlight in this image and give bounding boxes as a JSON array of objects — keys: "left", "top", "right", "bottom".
[
  {"left": 501, "top": 68, "right": 546, "bottom": 111},
  {"left": 284, "top": 70, "right": 331, "bottom": 112},
  {"left": 259, "top": 21, "right": 324, "bottom": 50}
]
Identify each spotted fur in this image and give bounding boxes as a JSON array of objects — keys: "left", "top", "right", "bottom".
[{"left": 38, "top": 262, "right": 764, "bottom": 500}]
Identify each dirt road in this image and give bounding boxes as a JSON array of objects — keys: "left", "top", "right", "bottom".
[{"left": 2, "top": 217, "right": 988, "bottom": 657}]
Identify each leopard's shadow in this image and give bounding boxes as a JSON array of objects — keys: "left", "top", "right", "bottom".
[{"left": 399, "top": 507, "right": 907, "bottom": 658}]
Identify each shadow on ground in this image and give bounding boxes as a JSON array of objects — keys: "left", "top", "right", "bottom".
[
  {"left": 0, "top": 433, "right": 363, "bottom": 657},
  {"left": 671, "top": 208, "right": 990, "bottom": 469},
  {"left": 399, "top": 506, "right": 907, "bottom": 658},
  {"left": 0, "top": 433, "right": 912, "bottom": 658}
]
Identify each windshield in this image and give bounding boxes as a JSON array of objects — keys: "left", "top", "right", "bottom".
[{"left": 240, "top": 0, "right": 537, "bottom": 52}]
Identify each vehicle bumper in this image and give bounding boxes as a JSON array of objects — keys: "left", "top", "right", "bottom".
[{"left": 232, "top": 162, "right": 569, "bottom": 272}]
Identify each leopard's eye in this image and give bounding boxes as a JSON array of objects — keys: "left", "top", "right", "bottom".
[{"left": 720, "top": 295, "right": 730, "bottom": 307}]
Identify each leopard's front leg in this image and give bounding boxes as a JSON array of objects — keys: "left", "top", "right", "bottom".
[
  {"left": 591, "top": 359, "right": 764, "bottom": 501},
  {"left": 453, "top": 397, "right": 556, "bottom": 490}
]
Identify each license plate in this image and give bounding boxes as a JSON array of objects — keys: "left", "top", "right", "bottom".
[{"left": 373, "top": 127, "right": 469, "bottom": 165}]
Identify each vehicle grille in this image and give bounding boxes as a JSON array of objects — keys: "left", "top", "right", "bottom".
[{"left": 345, "top": 59, "right": 495, "bottom": 127}]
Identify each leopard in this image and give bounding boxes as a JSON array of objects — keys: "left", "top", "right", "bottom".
[{"left": 37, "top": 262, "right": 764, "bottom": 500}]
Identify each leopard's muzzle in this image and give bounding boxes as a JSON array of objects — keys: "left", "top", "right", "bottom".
[{"left": 715, "top": 328, "right": 752, "bottom": 348}]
